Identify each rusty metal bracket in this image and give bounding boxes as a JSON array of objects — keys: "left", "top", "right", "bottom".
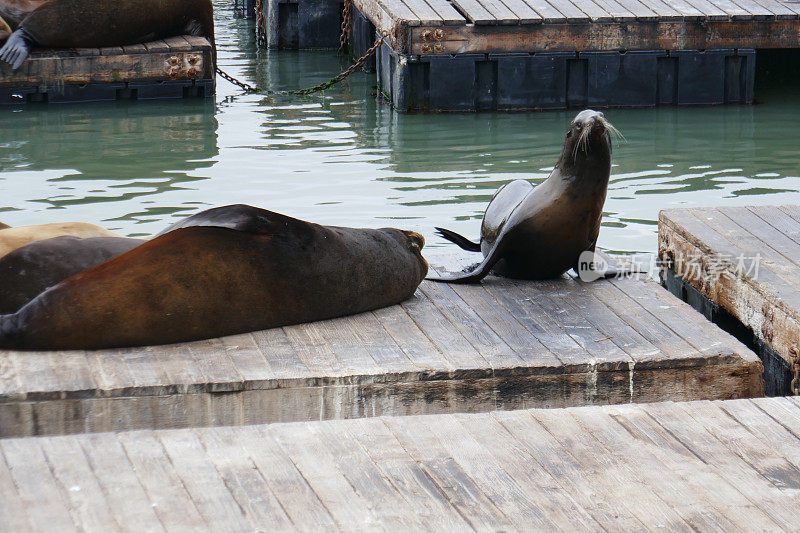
[{"left": 790, "top": 344, "right": 800, "bottom": 396}]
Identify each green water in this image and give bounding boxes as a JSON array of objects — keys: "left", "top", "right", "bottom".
[{"left": 1, "top": 8, "right": 799, "bottom": 261}]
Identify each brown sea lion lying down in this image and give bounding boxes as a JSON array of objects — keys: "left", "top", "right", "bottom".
[
  {"left": 0, "top": 221, "right": 122, "bottom": 259},
  {"left": 0, "top": 0, "right": 214, "bottom": 69},
  {"left": 0, "top": 235, "right": 144, "bottom": 313},
  {"left": 0, "top": 204, "right": 428, "bottom": 351}
]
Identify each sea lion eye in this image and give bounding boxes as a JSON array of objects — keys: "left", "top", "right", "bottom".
[{"left": 575, "top": 123, "right": 582, "bottom": 130}]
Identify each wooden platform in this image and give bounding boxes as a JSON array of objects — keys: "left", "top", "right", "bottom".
[
  {"left": 660, "top": 205, "right": 800, "bottom": 394},
  {"left": 0, "top": 266, "right": 762, "bottom": 438},
  {"left": 3, "top": 397, "right": 800, "bottom": 531},
  {"left": 355, "top": 0, "right": 800, "bottom": 55},
  {"left": 0, "top": 36, "right": 214, "bottom": 104}
]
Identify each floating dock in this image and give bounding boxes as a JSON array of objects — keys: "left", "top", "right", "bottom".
[
  {"left": 261, "top": 0, "right": 800, "bottom": 110},
  {"left": 0, "top": 268, "right": 762, "bottom": 438},
  {"left": 0, "top": 36, "right": 215, "bottom": 105},
  {"left": 660, "top": 205, "right": 800, "bottom": 395},
  {"left": 2, "top": 397, "right": 799, "bottom": 530}
]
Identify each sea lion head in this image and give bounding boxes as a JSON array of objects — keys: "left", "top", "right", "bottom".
[{"left": 559, "top": 109, "right": 618, "bottom": 174}]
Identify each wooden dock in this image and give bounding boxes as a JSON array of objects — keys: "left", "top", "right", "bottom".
[
  {"left": 0, "top": 36, "right": 214, "bottom": 105},
  {"left": 660, "top": 205, "right": 800, "bottom": 395},
  {"left": 0, "top": 268, "right": 762, "bottom": 438},
  {"left": 2, "top": 397, "right": 799, "bottom": 531}
]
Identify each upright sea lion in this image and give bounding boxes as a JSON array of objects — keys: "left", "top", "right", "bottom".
[
  {"left": 0, "top": 0, "right": 214, "bottom": 69},
  {"left": 0, "top": 204, "right": 428, "bottom": 350},
  {"left": 429, "top": 109, "right": 618, "bottom": 284},
  {"left": 0, "top": 221, "right": 122, "bottom": 259},
  {"left": 0, "top": 235, "right": 144, "bottom": 313}
]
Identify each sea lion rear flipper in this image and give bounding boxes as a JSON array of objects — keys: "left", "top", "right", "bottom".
[
  {"left": 434, "top": 227, "right": 481, "bottom": 252},
  {"left": 426, "top": 240, "right": 504, "bottom": 284},
  {"left": 0, "top": 28, "right": 32, "bottom": 69}
]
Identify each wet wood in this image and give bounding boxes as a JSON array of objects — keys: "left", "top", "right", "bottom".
[
  {"left": 0, "top": 36, "right": 213, "bottom": 87},
  {"left": 0, "top": 266, "right": 762, "bottom": 438},
  {"left": 660, "top": 205, "right": 800, "bottom": 369},
  {"left": 4, "top": 398, "right": 800, "bottom": 531}
]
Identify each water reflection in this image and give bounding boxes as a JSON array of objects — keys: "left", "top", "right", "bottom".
[{"left": 0, "top": 7, "right": 798, "bottom": 254}]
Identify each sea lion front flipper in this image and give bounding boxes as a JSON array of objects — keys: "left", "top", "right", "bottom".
[
  {"left": 155, "top": 204, "right": 300, "bottom": 237},
  {"left": 434, "top": 227, "right": 481, "bottom": 252},
  {"left": 0, "top": 27, "right": 32, "bottom": 69}
]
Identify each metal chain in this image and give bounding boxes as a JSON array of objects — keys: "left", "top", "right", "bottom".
[
  {"left": 339, "top": 0, "right": 353, "bottom": 52},
  {"left": 216, "top": 31, "right": 387, "bottom": 96},
  {"left": 790, "top": 345, "right": 800, "bottom": 395}
]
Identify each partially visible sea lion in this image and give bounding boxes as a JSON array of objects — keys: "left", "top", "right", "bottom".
[
  {"left": 0, "top": 221, "right": 122, "bottom": 259},
  {"left": 429, "top": 109, "right": 618, "bottom": 283},
  {"left": 0, "top": 0, "right": 214, "bottom": 69},
  {"left": 0, "top": 235, "right": 144, "bottom": 314},
  {"left": 0, "top": 221, "right": 9, "bottom": 229},
  {"left": 0, "top": 204, "right": 428, "bottom": 350}
]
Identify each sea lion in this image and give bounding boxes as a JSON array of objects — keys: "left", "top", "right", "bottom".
[
  {"left": 0, "top": 204, "right": 428, "bottom": 350},
  {"left": 0, "top": 221, "right": 122, "bottom": 259},
  {"left": 0, "top": 0, "right": 214, "bottom": 69},
  {"left": 0, "top": 235, "right": 144, "bottom": 314},
  {"left": 0, "top": 221, "right": 9, "bottom": 229},
  {"left": 429, "top": 109, "right": 618, "bottom": 284}
]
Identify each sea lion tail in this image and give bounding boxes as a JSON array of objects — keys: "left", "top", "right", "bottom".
[
  {"left": 0, "top": 28, "right": 33, "bottom": 70},
  {"left": 434, "top": 227, "right": 481, "bottom": 252}
]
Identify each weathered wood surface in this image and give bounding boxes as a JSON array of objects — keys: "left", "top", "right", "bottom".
[
  {"left": 3, "top": 397, "right": 800, "bottom": 531},
  {"left": 353, "top": 0, "right": 800, "bottom": 54},
  {"left": 660, "top": 205, "right": 800, "bottom": 371},
  {"left": 0, "top": 36, "right": 213, "bottom": 87},
  {"left": 0, "top": 261, "right": 762, "bottom": 438}
]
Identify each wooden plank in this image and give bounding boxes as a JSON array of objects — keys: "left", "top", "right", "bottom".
[
  {"left": 606, "top": 404, "right": 787, "bottom": 528},
  {"left": 99, "top": 46, "right": 124, "bottom": 56},
  {"left": 122, "top": 43, "right": 148, "bottom": 54},
  {"left": 117, "top": 431, "right": 208, "bottom": 531},
  {"left": 569, "top": 406, "right": 743, "bottom": 532},
  {"left": 635, "top": 0, "right": 683, "bottom": 19},
  {"left": 312, "top": 316, "right": 382, "bottom": 376},
  {"left": 39, "top": 437, "right": 121, "bottom": 531},
  {"left": 482, "top": 281, "right": 587, "bottom": 365},
  {"left": 195, "top": 427, "right": 294, "bottom": 528},
  {"left": 643, "top": 402, "right": 799, "bottom": 530},
  {"left": 74, "top": 47, "right": 100, "bottom": 56},
  {"left": 142, "top": 40, "right": 171, "bottom": 53},
  {"left": 613, "top": 0, "right": 660, "bottom": 19},
  {"left": 186, "top": 337, "right": 244, "bottom": 392},
  {"left": 341, "top": 311, "right": 415, "bottom": 373},
  {"left": 531, "top": 408, "right": 696, "bottom": 531},
  {"left": 400, "top": 290, "right": 490, "bottom": 371},
  {"left": 163, "top": 36, "right": 193, "bottom": 51},
  {"left": 475, "top": 0, "right": 523, "bottom": 22},
  {"left": 681, "top": 0, "right": 731, "bottom": 18},
  {"left": 729, "top": 205, "right": 800, "bottom": 266},
  {"left": 491, "top": 409, "right": 647, "bottom": 529},
  {"left": 655, "top": 0, "right": 705, "bottom": 18},
  {"left": 402, "top": 0, "right": 448, "bottom": 23},
  {"left": 284, "top": 322, "right": 344, "bottom": 376},
  {"left": 182, "top": 36, "right": 213, "bottom": 49},
  {"left": 383, "top": 415, "right": 516, "bottom": 530},
  {"left": 588, "top": 0, "right": 638, "bottom": 20},
  {"left": 376, "top": 0, "right": 426, "bottom": 25},
  {"left": 496, "top": 0, "right": 545, "bottom": 21},
  {"left": 522, "top": 0, "right": 569, "bottom": 19},
  {"left": 421, "top": 0, "right": 469, "bottom": 23},
  {"left": 0, "top": 449, "right": 33, "bottom": 531},
  {"left": 568, "top": 0, "right": 617, "bottom": 21},
  {"left": 0, "top": 438, "right": 78, "bottom": 532},
  {"left": 419, "top": 278, "right": 523, "bottom": 369},
  {"left": 729, "top": 0, "right": 778, "bottom": 17},
  {"left": 541, "top": 0, "right": 593, "bottom": 19},
  {"left": 270, "top": 421, "right": 384, "bottom": 528},
  {"left": 77, "top": 432, "right": 165, "bottom": 531},
  {"left": 219, "top": 332, "right": 275, "bottom": 389},
  {"left": 242, "top": 426, "right": 338, "bottom": 530},
  {"left": 704, "top": 0, "right": 758, "bottom": 17},
  {"left": 157, "top": 429, "right": 251, "bottom": 530},
  {"left": 450, "top": 0, "right": 498, "bottom": 22},
  {"left": 344, "top": 418, "right": 473, "bottom": 529},
  {"left": 448, "top": 281, "right": 560, "bottom": 367},
  {"left": 372, "top": 302, "right": 453, "bottom": 370},
  {"left": 250, "top": 326, "right": 310, "bottom": 380}
]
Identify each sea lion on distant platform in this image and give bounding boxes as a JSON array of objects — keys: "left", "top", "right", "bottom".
[
  {"left": 0, "top": 204, "right": 428, "bottom": 350},
  {"left": 0, "top": 235, "right": 143, "bottom": 313},
  {"left": 429, "top": 109, "right": 618, "bottom": 284},
  {"left": 0, "top": 0, "right": 214, "bottom": 69},
  {"left": 0, "top": 221, "right": 122, "bottom": 259}
]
